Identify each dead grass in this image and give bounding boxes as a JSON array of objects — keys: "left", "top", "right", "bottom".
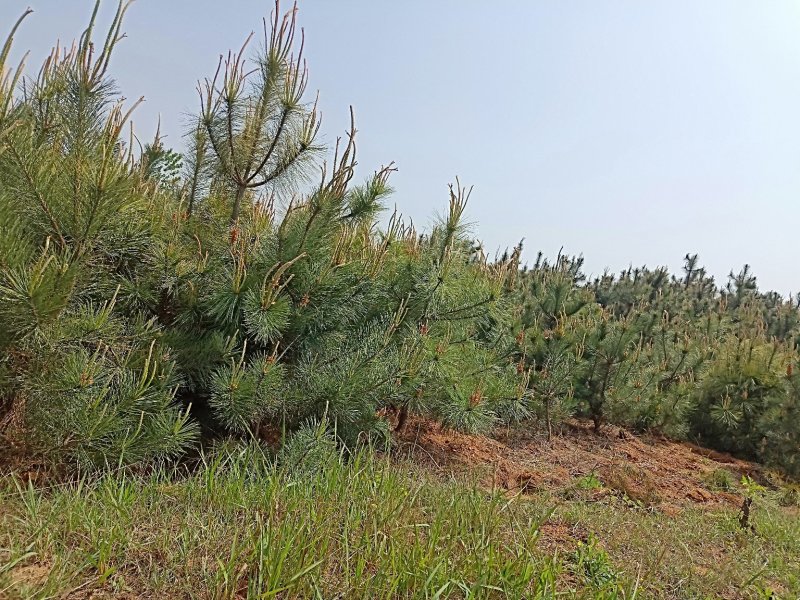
[{"left": 397, "top": 416, "right": 758, "bottom": 510}]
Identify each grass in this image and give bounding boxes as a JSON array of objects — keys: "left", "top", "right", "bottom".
[
  {"left": 704, "top": 468, "right": 736, "bottom": 492},
  {"left": 554, "top": 492, "right": 800, "bottom": 598},
  {"left": 0, "top": 442, "right": 798, "bottom": 599}
]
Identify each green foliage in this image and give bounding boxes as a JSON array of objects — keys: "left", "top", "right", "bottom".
[
  {"left": 510, "top": 252, "right": 587, "bottom": 436},
  {"left": 691, "top": 336, "right": 784, "bottom": 458},
  {"left": 508, "top": 248, "right": 800, "bottom": 474},
  {"left": 1, "top": 1, "right": 799, "bottom": 477},
  {"left": 740, "top": 475, "right": 766, "bottom": 499},
  {"left": 0, "top": 2, "right": 522, "bottom": 466},
  {"left": 0, "top": 3, "right": 198, "bottom": 466},
  {"left": 277, "top": 417, "right": 339, "bottom": 474},
  {"left": 572, "top": 535, "right": 620, "bottom": 591},
  {"left": 705, "top": 468, "right": 735, "bottom": 492},
  {"left": 778, "top": 486, "right": 799, "bottom": 507},
  {"left": 208, "top": 348, "right": 284, "bottom": 433},
  {"left": 576, "top": 472, "right": 603, "bottom": 491},
  {"left": 140, "top": 138, "right": 182, "bottom": 188}
]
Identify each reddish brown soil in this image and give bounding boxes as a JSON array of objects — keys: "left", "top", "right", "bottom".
[{"left": 395, "top": 416, "right": 758, "bottom": 511}]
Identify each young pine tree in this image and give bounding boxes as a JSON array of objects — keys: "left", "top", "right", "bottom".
[{"left": 0, "top": 3, "right": 198, "bottom": 466}]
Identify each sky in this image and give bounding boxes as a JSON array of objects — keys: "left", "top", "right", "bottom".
[{"left": 2, "top": 1, "right": 800, "bottom": 295}]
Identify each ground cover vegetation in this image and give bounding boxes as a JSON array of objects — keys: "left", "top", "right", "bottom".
[{"left": 2, "top": 442, "right": 799, "bottom": 599}]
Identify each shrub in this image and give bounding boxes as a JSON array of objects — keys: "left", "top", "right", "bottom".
[{"left": 0, "top": 2, "right": 522, "bottom": 466}]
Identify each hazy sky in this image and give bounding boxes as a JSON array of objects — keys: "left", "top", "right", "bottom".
[{"left": 3, "top": 1, "right": 799, "bottom": 294}]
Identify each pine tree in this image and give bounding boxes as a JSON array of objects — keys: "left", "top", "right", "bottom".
[
  {"left": 158, "top": 3, "right": 523, "bottom": 444},
  {"left": 512, "top": 252, "right": 589, "bottom": 438},
  {"left": 0, "top": 2, "right": 198, "bottom": 466},
  {"left": 3, "top": 0, "right": 800, "bottom": 478},
  {"left": 196, "top": 1, "right": 321, "bottom": 224}
]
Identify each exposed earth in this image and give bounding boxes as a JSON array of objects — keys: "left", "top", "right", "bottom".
[{"left": 397, "top": 416, "right": 762, "bottom": 513}]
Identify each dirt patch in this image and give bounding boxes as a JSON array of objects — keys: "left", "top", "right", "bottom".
[
  {"left": 395, "top": 416, "right": 757, "bottom": 511},
  {"left": 537, "top": 520, "right": 589, "bottom": 554},
  {"left": 5, "top": 561, "right": 51, "bottom": 591}
]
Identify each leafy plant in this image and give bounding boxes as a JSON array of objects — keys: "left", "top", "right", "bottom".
[{"left": 573, "top": 534, "right": 619, "bottom": 590}]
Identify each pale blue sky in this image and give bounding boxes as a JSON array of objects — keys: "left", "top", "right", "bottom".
[{"left": 3, "top": 1, "right": 800, "bottom": 294}]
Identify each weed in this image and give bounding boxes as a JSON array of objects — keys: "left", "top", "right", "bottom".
[
  {"left": 705, "top": 468, "right": 735, "bottom": 491},
  {"left": 577, "top": 472, "right": 604, "bottom": 491},
  {"left": 778, "top": 486, "right": 800, "bottom": 508},
  {"left": 573, "top": 534, "right": 619, "bottom": 589}
]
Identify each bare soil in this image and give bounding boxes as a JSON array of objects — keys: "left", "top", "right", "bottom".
[{"left": 395, "top": 416, "right": 758, "bottom": 511}]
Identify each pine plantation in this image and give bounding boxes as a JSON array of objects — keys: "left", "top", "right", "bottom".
[{"left": 1, "top": 1, "right": 799, "bottom": 479}]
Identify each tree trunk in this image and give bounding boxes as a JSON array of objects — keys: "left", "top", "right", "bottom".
[
  {"left": 231, "top": 184, "right": 246, "bottom": 225},
  {"left": 592, "top": 412, "right": 601, "bottom": 432},
  {"left": 739, "top": 497, "right": 753, "bottom": 531},
  {"left": 545, "top": 396, "right": 552, "bottom": 441},
  {"left": 395, "top": 405, "right": 409, "bottom": 433}
]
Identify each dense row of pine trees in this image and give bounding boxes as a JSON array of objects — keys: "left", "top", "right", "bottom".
[
  {"left": 511, "top": 251, "right": 800, "bottom": 474},
  {"left": 1, "top": 3, "right": 798, "bottom": 475}
]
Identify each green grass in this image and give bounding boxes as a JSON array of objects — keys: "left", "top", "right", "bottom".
[
  {"left": 555, "top": 493, "right": 800, "bottom": 598},
  {"left": 0, "top": 444, "right": 798, "bottom": 599},
  {"left": 704, "top": 467, "right": 736, "bottom": 492}
]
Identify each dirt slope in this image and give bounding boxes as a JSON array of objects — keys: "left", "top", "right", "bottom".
[{"left": 396, "top": 416, "right": 759, "bottom": 511}]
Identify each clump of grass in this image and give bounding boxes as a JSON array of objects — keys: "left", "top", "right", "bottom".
[
  {"left": 705, "top": 468, "right": 736, "bottom": 492},
  {"left": 572, "top": 534, "right": 621, "bottom": 592},
  {"left": 603, "top": 463, "right": 662, "bottom": 507},
  {"left": 778, "top": 486, "right": 800, "bottom": 508},
  {"left": 563, "top": 472, "right": 605, "bottom": 502},
  {"left": 577, "top": 472, "right": 603, "bottom": 491}
]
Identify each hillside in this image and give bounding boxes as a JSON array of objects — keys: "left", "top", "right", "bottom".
[
  {"left": 2, "top": 422, "right": 799, "bottom": 599},
  {"left": 1, "top": 3, "right": 800, "bottom": 598}
]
